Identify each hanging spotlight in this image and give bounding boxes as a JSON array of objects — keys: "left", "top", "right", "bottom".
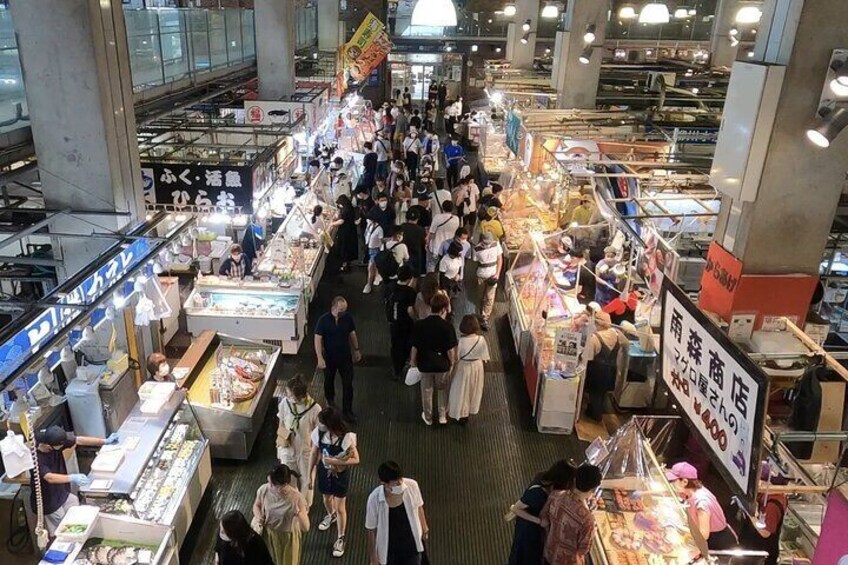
[
  {"left": 503, "top": 3, "right": 517, "bottom": 17},
  {"left": 545, "top": 48, "right": 551, "bottom": 54},
  {"left": 747, "top": 50, "right": 755, "bottom": 58},
  {"left": 646, "top": 49, "right": 653, "bottom": 55},
  {"left": 735, "top": 6, "right": 762, "bottom": 24},
  {"left": 729, "top": 36, "right": 739, "bottom": 47},
  {"left": 522, "top": 19, "right": 531, "bottom": 32},
  {"left": 728, "top": 27, "right": 739, "bottom": 36},
  {"left": 806, "top": 106, "right": 848, "bottom": 149},
  {"left": 831, "top": 60, "right": 848, "bottom": 89},
  {"left": 520, "top": 35, "right": 529, "bottom": 44},
  {"left": 673, "top": 8, "right": 689, "bottom": 19},
  {"left": 619, "top": 6, "right": 637, "bottom": 19},
  {"left": 691, "top": 87, "right": 700, "bottom": 94},
  {"left": 578, "top": 45, "right": 594, "bottom": 64},
  {"left": 471, "top": 44, "right": 479, "bottom": 52},
  {"left": 583, "top": 24, "right": 596, "bottom": 43},
  {"left": 639, "top": 3, "right": 670, "bottom": 24},
  {"left": 688, "top": 8, "right": 697, "bottom": 15},
  {"left": 495, "top": 47, "right": 502, "bottom": 53},
  {"left": 541, "top": 3, "right": 559, "bottom": 18},
  {"left": 411, "top": 0, "right": 458, "bottom": 26}
]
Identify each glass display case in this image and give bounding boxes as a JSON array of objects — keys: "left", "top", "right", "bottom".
[
  {"left": 500, "top": 167, "right": 561, "bottom": 252},
  {"left": 81, "top": 390, "right": 212, "bottom": 547},
  {"left": 591, "top": 421, "right": 703, "bottom": 565},
  {"left": 174, "top": 332, "right": 281, "bottom": 460},
  {"left": 481, "top": 116, "right": 511, "bottom": 174},
  {"left": 184, "top": 285, "right": 306, "bottom": 354},
  {"left": 506, "top": 237, "right": 550, "bottom": 362}
]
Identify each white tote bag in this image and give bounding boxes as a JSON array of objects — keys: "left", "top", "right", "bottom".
[{"left": 405, "top": 366, "right": 422, "bottom": 386}]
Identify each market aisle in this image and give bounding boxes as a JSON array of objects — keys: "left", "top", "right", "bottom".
[{"left": 182, "top": 248, "right": 584, "bottom": 565}]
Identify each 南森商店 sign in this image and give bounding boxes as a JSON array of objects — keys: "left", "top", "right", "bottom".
[
  {"left": 141, "top": 163, "right": 254, "bottom": 212},
  {"left": 661, "top": 278, "right": 767, "bottom": 506}
]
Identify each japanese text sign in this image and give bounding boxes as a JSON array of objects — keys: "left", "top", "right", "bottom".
[
  {"left": 698, "top": 242, "right": 743, "bottom": 320},
  {"left": 661, "top": 278, "right": 767, "bottom": 505},
  {"left": 553, "top": 328, "right": 582, "bottom": 374},
  {"left": 0, "top": 237, "right": 151, "bottom": 382},
  {"left": 141, "top": 162, "right": 253, "bottom": 212},
  {"left": 343, "top": 13, "right": 392, "bottom": 82}
]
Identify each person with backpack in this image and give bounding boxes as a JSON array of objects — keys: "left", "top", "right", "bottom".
[
  {"left": 277, "top": 375, "right": 321, "bottom": 507},
  {"left": 426, "top": 200, "right": 460, "bottom": 272},
  {"left": 363, "top": 218, "right": 385, "bottom": 295},
  {"left": 386, "top": 265, "right": 417, "bottom": 381},
  {"left": 367, "top": 192, "right": 396, "bottom": 234},
  {"left": 438, "top": 240, "right": 465, "bottom": 298},
  {"left": 473, "top": 230, "right": 504, "bottom": 331},
  {"left": 373, "top": 226, "right": 408, "bottom": 299},
  {"left": 410, "top": 293, "right": 457, "bottom": 426}
]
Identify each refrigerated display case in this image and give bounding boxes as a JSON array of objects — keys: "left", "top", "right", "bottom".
[
  {"left": 184, "top": 282, "right": 306, "bottom": 354},
  {"left": 81, "top": 389, "right": 212, "bottom": 547},
  {"left": 591, "top": 421, "right": 703, "bottom": 565},
  {"left": 506, "top": 238, "right": 550, "bottom": 363},
  {"left": 174, "top": 331, "right": 280, "bottom": 460},
  {"left": 39, "top": 513, "right": 177, "bottom": 565}
]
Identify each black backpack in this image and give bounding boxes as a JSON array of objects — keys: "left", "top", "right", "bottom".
[{"left": 374, "top": 241, "right": 400, "bottom": 279}]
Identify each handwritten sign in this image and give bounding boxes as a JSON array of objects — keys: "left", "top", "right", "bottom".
[
  {"left": 661, "top": 278, "right": 767, "bottom": 507},
  {"left": 142, "top": 162, "right": 253, "bottom": 212}
]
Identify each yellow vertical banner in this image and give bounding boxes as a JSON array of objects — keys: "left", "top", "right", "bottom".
[{"left": 343, "top": 12, "right": 392, "bottom": 83}]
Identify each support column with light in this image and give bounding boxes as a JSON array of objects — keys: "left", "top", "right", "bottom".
[
  {"left": 9, "top": 0, "right": 145, "bottom": 281},
  {"left": 710, "top": 0, "right": 753, "bottom": 69},
  {"left": 255, "top": 0, "right": 297, "bottom": 99},
  {"left": 506, "top": 0, "right": 541, "bottom": 69},
  {"left": 551, "top": 0, "right": 607, "bottom": 108},
  {"left": 701, "top": 0, "right": 848, "bottom": 326}
]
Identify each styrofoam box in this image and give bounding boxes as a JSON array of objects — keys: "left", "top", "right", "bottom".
[
  {"left": 537, "top": 409, "right": 576, "bottom": 431},
  {"left": 55, "top": 505, "right": 100, "bottom": 542}
]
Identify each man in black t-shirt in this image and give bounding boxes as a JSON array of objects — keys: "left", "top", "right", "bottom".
[
  {"left": 31, "top": 425, "right": 116, "bottom": 535},
  {"left": 387, "top": 266, "right": 418, "bottom": 381},
  {"left": 400, "top": 209, "right": 427, "bottom": 276},
  {"left": 314, "top": 296, "right": 362, "bottom": 423},
  {"left": 410, "top": 293, "right": 458, "bottom": 426}
]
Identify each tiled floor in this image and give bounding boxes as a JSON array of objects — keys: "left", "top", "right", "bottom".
[{"left": 182, "top": 257, "right": 586, "bottom": 565}]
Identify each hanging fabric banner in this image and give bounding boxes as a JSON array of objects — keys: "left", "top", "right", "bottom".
[{"left": 343, "top": 12, "right": 392, "bottom": 83}]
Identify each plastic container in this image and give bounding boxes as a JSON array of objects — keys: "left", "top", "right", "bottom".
[{"left": 55, "top": 505, "right": 100, "bottom": 542}]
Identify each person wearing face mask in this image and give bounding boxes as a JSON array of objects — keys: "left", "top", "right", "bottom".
[
  {"left": 216, "top": 510, "right": 273, "bottom": 565},
  {"left": 387, "top": 160, "right": 408, "bottom": 199},
  {"left": 146, "top": 352, "right": 175, "bottom": 383},
  {"left": 219, "top": 244, "right": 252, "bottom": 279},
  {"left": 403, "top": 130, "right": 421, "bottom": 180},
  {"left": 367, "top": 192, "right": 397, "bottom": 235},
  {"left": 308, "top": 406, "right": 360, "bottom": 558},
  {"left": 330, "top": 195, "right": 359, "bottom": 272},
  {"left": 366, "top": 461, "right": 429, "bottom": 565},
  {"left": 252, "top": 464, "right": 310, "bottom": 565},
  {"left": 277, "top": 375, "right": 321, "bottom": 506},
  {"left": 31, "top": 425, "right": 117, "bottom": 536},
  {"left": 444, "top": 136, "right": 465, "bottom": 189},
  {"left": 374, "top": 133, "right": 391, "bottom": 180}
]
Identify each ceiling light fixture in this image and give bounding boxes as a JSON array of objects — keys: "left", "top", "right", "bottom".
[
  {"left": 735, "top": 6, "right": 762, "bottom": 24},
  {"left": 522, "top": 19, "right": 531, "bottom": 32},
  {"left": 619, "top": 6, "right": 637, "bottom": 19},
  {"left": 583, "top": 24, "right": 596, "bottom": 43},
  {"left": 688, "top": 8, "right": 697, "bottom": 15},
  {"left": 578, "top": 45, "right": 594, "bottom": 64},
  {"left": 673, "top": 8, "right": 689, "bottom": 19},
  {"left": 503, "top": 3, "right": 517, "bottom": 17},
  {"left": 411, "top": 0, "right": 458, "bottom": 26},
  {"left": 728, "top": 27, "right": 739, "bottom": 36},
  {"left": 639, "top": 3, "right": 670, "bottom": 24},
  {"left": 495, "top": 46, "right": 502, "bottom": 53},
  {"left": 831, "top": 60, "right": 848, "bottom": 88},
  {"left": 729, "top": 36, "right": 739, "bottom": 47},
  {"left": 520, "top": 35, "right": 529, "bottom": 44},
  {"left": 806, "top": 106, "right": 848, "bottom": 148},
  {"left": 541, "top": 3, "right": 559, "bottom": 18},
  {"left": 471, "top": 44, "right": 479, "bottom": 52}
]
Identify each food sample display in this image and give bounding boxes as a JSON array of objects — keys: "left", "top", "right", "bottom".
[
  {"left": 481, "top": 118, "right": 511, "bottom": 174},
  {"left": 500, "top": 173, "right": 559, "bottom": 252},
  {"left": 184, "top": 284, "right": 306, "bottom": 354},
  {"left": 176, "top": 332, "right": 280, "bottom": 460},
  {"left": 74, "top": 539, "right": 158, "bottom": 565},
  {"left": 81, "top": 391, "right": 211, "bottom": 548},
  {"left": 590, "top": 421, "right": 702, "bottom": 565}
]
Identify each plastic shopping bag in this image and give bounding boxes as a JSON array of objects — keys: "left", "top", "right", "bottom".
[{"left": 405, "top": 366, "right": 422, "bottom": 386}]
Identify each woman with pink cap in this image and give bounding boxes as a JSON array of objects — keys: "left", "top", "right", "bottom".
[{"left": 665, "top": 462, "right": 737, "bottom": 550}]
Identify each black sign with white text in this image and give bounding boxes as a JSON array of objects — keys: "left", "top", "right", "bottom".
[{"left": 141, "top": 162, "right": 254, "bottom": 212}]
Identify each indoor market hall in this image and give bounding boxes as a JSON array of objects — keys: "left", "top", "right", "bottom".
[{"left": 0, "top": 1, "right": 847, "bottom": 565}]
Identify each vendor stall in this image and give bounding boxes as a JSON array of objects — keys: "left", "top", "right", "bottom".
[
  {"left": 80, "top": 387, "right": 211, "bottom": 545},
  {"left": 172, "top": 331, "right": 280, "bottom": 460}
]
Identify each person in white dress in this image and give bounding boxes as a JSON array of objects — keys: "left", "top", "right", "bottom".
[
  {"left": 277, "top": 375, "right": 321, "bottom": 507},
  {"left": 448, "top": 315, "right": 491, "bottom": 423}
]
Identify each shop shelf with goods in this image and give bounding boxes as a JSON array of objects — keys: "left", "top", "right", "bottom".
[
  {"left": 589, "top": 420, "right": 705, "bottom": 565},
  {"left": 39, "top": 512, "right": 177, "bottom": 565},
  {"left": 171, "top": 331, "right": 280, "bottom": 460},
  {"left": 81, "top": 387, "right": 212, "bottom": 547},
  {"left": 498, "top": 164, "right": 563, "bottom": 254}
]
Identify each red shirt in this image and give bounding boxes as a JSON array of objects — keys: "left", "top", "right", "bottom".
[{"left": 541, "top": 491, "right": 596, "bottom": 565}]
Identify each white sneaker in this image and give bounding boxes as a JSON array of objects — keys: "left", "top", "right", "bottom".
[
  {"left": 439, "top": 413, "right": 448, "bottom": 425},
  {"left": 374, "top": 274, "right": 383, "bottom": 286},
  {"left": 362, "top": 284, "right": 372, "bottom": 294},
  {"left": 421, "top": 411, "right": 432, "bottom": 426},
  {"left": 332, "top": 536, "right": 346, "bottom": 557},
  {"left": 318, "top": 513, "right": 336, "bottom": 531}
]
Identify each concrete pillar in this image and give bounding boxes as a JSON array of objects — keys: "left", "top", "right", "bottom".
[
  {"left": 711, "top": 0, "right": 848, "bottom": 275},
  {"left": 255, "top": 0, "right": 296, "bottom": 99},
  {"left": 318, "top": 0, "right": 342, "bottom": 52},
  {"left": 709, "top": 0, "right": 742, "bottom": 69},
  {"left": 506, "top": 0, "right": 540, "bottom": 70},
  {"left": 551, "top": 0, "right": 607, "bottom": 109},
  {"left": 9, "top": 0, "right": 144, "bottom": 280}
]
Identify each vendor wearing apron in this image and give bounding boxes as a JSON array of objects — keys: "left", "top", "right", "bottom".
[
  {"left": 738, "top": 462, "right": 788, "bottom": 565},
  {"left": 581, "top": 311, "right": 629, "bottom": 421},
  {"left": 666, "top": 462, "right": 738, "bottom": 551}
]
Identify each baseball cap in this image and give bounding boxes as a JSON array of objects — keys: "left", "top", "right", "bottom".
[
  {"left": 35, "top": 425, "right": 74, "bottom": 447},
  {"left": 665, "top": 461, "right": 698, "bottom": 481},
  {"left": 486, "top": 206, "right": 498, "bottom": 219}
]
